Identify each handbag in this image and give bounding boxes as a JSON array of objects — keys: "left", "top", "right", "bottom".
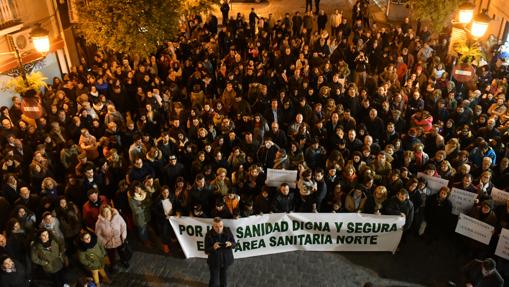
[{"left": 118, "top": 239, "right": 133, "bottom": 262}]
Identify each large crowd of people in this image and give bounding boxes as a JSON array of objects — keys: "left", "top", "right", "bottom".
[{"left": 1, "top": 0, "right": 509, "bottom": 286}]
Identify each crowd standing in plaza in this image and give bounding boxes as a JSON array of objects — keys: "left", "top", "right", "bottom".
[{"left": 0, "top": 0, "right": 509, "bottom": 286}]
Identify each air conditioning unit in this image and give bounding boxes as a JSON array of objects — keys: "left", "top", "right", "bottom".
[{"left": 8, "top": 28, "right": 34, "bottom": 53}]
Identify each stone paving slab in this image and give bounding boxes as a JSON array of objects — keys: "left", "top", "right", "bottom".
[{"left": 108, "top": 251, "right": 424, "bottom": 287}]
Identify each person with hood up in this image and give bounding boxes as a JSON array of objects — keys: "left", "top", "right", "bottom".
[{"left": 128, "top": 181, "right": 152, "bottom": 247}]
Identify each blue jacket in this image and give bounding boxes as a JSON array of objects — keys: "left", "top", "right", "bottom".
[{"left": 469, "top": 147, "right": 496, "bottom": 168}]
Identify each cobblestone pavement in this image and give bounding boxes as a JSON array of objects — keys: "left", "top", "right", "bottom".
[{"left": 109, "top": 250, "right": 424, "bottom": 287}]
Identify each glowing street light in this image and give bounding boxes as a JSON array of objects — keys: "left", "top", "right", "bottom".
[
  {"left": 470, "top": 13, "right": 491, "bottom": 38},
  {"left": 30, "top": 25, "right": 50, "bottom": 54},
  {"left": 458, "top": 2, "right": 475, "bottom": 24}
]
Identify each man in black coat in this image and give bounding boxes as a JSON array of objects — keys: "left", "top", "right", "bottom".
[
  {"left": 161, "top": 155, "right": 185, "bottom": 187},
  {"left": 205, "top": 217, "right": 236, "bottom": 287},
  {"left": 272, "top": 183, "right": 295, "bottom": 213},
  {"left": 462, "top": 258, "right": 504, "bottom": 287},
  {"left": 292, "top": 11, "right": 303, "bottom": 36},
  {"left": 382, "top": 188, "right": 414, "bottom": 232},
  {"left": 256, "top": 137, "right": 280, "bottom": 169},
  {"left": 220, "top": 0, "right": 230, "bottom": 26}
]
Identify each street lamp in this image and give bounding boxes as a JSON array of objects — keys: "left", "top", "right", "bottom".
[
  {"left": 458, "top": 2, "right": 475, "bottom": 24},
  {"left": 449, "top": 2, "right": 491, "bottom": 83},
  {"left": 11, "top": 25, "right": 50, "bottom": 85},
  {"left": 470, "top": 13, "right": 491, "bottom": 38},
  {"left": 30, "top": 25, "right": 50, "bottom": 54}
]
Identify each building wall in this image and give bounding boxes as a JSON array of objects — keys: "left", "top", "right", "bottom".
[
  {"left": 0, "top": 0, "right": 79, "bottom": 74},
  {"left": 478, "top": 0, "right": 509, "bottom": 41}
]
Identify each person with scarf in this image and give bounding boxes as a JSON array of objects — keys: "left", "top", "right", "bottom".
[
  {"left": 39, "top": 212, "right": 65, "bottom": 247},
  {"left": 30, "top": 228, "right": 68, "bottom": 286},
  {"left": 77, "top": 230, "right": 110, "bottom": 286},
  {"left": 128, "top": 181, "right": 152, "bottom": 247},
  {"left": 345, "top": 188, "right": 367, "bottom": 212}
]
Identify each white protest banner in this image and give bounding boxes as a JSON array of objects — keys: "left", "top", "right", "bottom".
[
  {"left": 266, "top": 168, "right": 298, "bottom": 188},
  {"left": 492, "top": 187, "right": 509, "bottom": 206},
  {"left": 417, "top": 172, "right": 449, "bottom": 194},
  {"left": 455, "top": 213, "right": 494, "bottom": 245},
  {"left": 449, "top": 188, "right": 478, "bottom": 215},
  {"left": 496, "top": 228, "right": 509, "bottom": 260},
  {"left": 169, "top": 213, "right": 405, "bottom": 259}
]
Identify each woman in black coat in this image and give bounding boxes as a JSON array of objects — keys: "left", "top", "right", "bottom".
[
  {"left": 425, "top": 186, "right": 453, "bottom": 241},
  {"left": 0, "top": 255, "right": 29, "bottom": 287},
  {"left": 152, "top": 186, "right": 176, "bottom": 254}
]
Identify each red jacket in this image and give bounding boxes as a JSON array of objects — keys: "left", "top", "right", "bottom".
[{"left": 82, "top": 195, "right": 109, "bottom": 228}]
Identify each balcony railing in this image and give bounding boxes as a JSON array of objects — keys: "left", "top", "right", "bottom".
[{"left": 0, "top": 0, "right": 21, "bottom": 28}]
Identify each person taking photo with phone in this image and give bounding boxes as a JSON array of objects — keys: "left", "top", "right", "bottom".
[{"left": 205, "top": 217, "right": 236, "bottom": 287}]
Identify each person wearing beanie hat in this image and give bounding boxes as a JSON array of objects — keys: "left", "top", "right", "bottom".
[{"left": 462, "top": 257, "right": 504, "bottom": 287}]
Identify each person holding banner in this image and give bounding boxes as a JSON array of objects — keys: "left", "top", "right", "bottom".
[
  {"left": 454, "top": 174, "right": 479, "bottom": 195},
  {"left": 476, "top": 171, "right": 494, "bottom": 201},
  {"left": 469, "top": 200, "right": 497, "bottom": 228},
  {"left": 205, "top": 217, "right": 236, "bottom": 287},
  {"left": 383, "top": 189, "right": 414, "bottom": 239},
  {"left": 272, "top": 183, "right": 295, "bottom": 213},
  {"left": 468, "top": 200, "right": 498, "bottom": 257}
]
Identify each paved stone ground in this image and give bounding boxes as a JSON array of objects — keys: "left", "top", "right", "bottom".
[
  {"left": 101, "top": 227, "right": 473, "bottom": 287},
  {"left": 31, "top": 230, "right": 469, "bottom": 287},
  {"left": 108, "top": 250, "right": 423, "bottom": 287}
]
